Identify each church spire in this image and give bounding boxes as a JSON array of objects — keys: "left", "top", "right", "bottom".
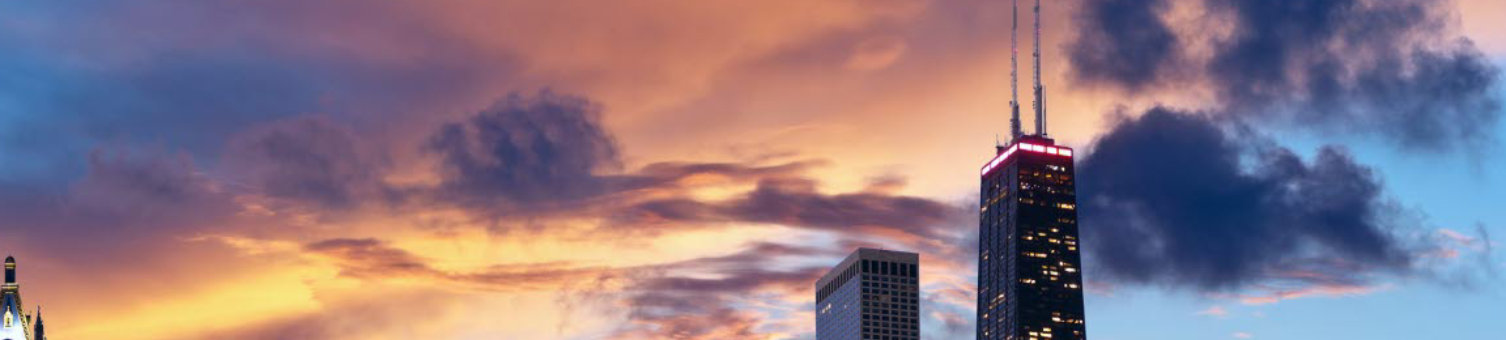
[{"left": 32, "top": 306, "right": 43, "bottom": 340}]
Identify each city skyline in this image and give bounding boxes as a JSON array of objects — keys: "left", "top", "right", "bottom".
[{"left": 1, "top": 0, "right": 1504, "bottom": 339}]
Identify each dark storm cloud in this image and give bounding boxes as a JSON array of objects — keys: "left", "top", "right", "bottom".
[
  {"left": 1067, "top": 0, "right": 1501, "bottom": 150},
  {"left": 1066, "top": 0, "right": 1179, "bottom": 91},
  {"left": 224, "top": 117, "right": 387, "bottom": 209},
  {"left": 1078, "top": 108, "right": 1413, "bottom": 289},
  {"left": 427, "top": 90, "right": 623, "bottom": 206}
]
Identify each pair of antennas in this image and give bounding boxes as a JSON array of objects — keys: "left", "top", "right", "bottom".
[{"left": 1009, "top": 0, "right": 1046, "bottom": 142}]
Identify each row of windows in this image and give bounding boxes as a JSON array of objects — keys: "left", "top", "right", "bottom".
[
  {"left": 862, "top": 280, "right": 915, "bottom": 289},
  {"left": 864, "top": 305, "right": 918, "bottom": 317},
  {"left": 816, "top": 261, "right": 861, "bottom": 303},
  {"left": 863, "top": 294, "right": 918, "bottom": 308},
  {"left": 861, "top": 327, "right": 918, "bottom": 338},
  {"left": 862, "top": 288, "right": 917, "bottom": 298},
  {"left": 863, "top": 313, "right": 919, "bottom": 322},
  {"left": 861, "top": 259, "right": 917, "bottom": 278},
  {"left": 862, "top": 320, "right": 918, "bottom": 330},
  {"left": 862, "top": 300, "right": 917, "bottom": 310},
  {"left": 1016, "top": 197, "right": 1077, "bottom": 208}
]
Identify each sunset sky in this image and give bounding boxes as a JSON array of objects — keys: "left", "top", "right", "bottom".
[{"left": 1, "top": 0, "right": 1504, "bottom": 339}]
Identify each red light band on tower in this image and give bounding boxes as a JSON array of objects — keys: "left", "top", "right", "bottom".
[{"left": 981, "top": 143, "right": 1073, "bottom": 176}]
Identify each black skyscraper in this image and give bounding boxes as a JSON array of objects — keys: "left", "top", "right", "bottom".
[
  {"left": 978, "top": 0, "right": 1086, "bottom": 337},
  {"left": 978, "top": 136, "right": 1086, "bottom": 340}
]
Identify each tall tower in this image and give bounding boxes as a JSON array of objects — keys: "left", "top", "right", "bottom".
[
  {"left": 815, "top": 248, "right": 920, "bottom": 340},
  {"left": 2, "top": 256, "right": 34, "bottom": 340},
  {"left": 979, "top": 1, "right": 1085, "bottom": 339}
]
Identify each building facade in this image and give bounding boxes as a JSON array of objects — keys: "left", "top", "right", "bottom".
[
  {"left": 1, "top": 257, "right": 44, "bottom": 340},
  {"left": 977, "top": 136, "right": 1086, "bottom": 340},
  {"left": 815, "top": 248, "right": 920, "bottom": 340}
]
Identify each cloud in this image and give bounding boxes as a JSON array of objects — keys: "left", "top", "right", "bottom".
[
  {"left": 427, "top": 90, "right": 623, "bottom": 207},
  {"left": 223, "top": 117, "right": 387, "bottom": 209},
  {"left": 610, "top": 242, "right": 832, "bottom": 339},
  {"left": 1067, "top": 0, "right": 1502, "bottom": 150},
  {"left": 421, "top": 91, "right": 864, "bottom": 228},
  {"left": 844, "top": 36, "right": 909, "bottom": 71},
  {"left": 1235, "top": 282, "right": 1392, "bottom": 305},
  {"left": 0, "top": 1, "right": 989, "bottom": 337},
  {"left": 1078, "top": 108, "right": 1414, "bottom": 290},
  {"left": 12, "top": 148, "right": 252, "bottom": 264},
  {"left": 195, "top": 288, "right": 494, "bottom": 340},
  {"left": 614, "top": 177, "right": 961, "bottom": 238},
  {"left": 292, "top": 237, "right": 836, "bottom": 339},
  {"left": 303, "top": 238, "right": 617, "bottom": 292},
  {"left": 1066, "top": 0, "right": 1179, "bottom": 91},
  {"left": 1196, "top": 305, "right": 1228, "bottom": 317}
]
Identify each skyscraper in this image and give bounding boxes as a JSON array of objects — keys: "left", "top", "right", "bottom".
[
  {"left": 978, "top": 0, "right": 1086, "bottom": 339},
  {"left": 815, "top": 248, "right": 920, "bottom": 340},
  {"left": 978, "top": 136, "right": 1086, "bottom": 340}
]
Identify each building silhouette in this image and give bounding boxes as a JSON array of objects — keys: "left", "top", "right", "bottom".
[
  {"left": 1, "top": 256, "right": 44, "bottom": 340},
  {"left": 815, "top": 248, "right": 919, "bottom": 340},
  {"left": 978, "top": 0, "right": 1087, "bottom": 338},
  {"left": 978, "top": 136, "right": 1086, "bottom": 340}
]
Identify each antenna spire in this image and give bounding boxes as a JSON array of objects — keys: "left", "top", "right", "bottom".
[
  {"left": 1032, "top": 0, "right": 1047, "bottom": 136},
  {"left": 1009, "top": 0, "right": 1022, "bottom": 141}
]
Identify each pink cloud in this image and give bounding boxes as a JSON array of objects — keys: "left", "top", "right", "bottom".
[
  {"left": 1196, "top": 305, "right": 1228, "bottom": 317},
  {"left": 1238, "top": 283, "right": 1392, "bottom": 306}
]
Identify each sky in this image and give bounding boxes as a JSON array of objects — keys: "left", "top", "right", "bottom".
[{"left": 0, "top": 0, "right": 1503, "bottom": 339}]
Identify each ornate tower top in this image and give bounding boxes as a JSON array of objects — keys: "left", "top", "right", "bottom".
[
  {"left": 0, "top": 256, "right": 28, "bottom": 340},
  {"left": 4, "top": 256, "right": 15, "bottom": 285}
]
